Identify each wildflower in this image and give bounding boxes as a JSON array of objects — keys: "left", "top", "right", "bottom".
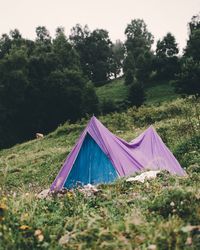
[
  {"left": 148, "top": 244, "right": 157, "bottom": 250},
  {"left": 0, "top": 203, "right": 7, "bottom": 211},
  {"left": 186, "top": 237, "right": 192, "bottom": 245},
  {"left": 66, "top": 192, "right": 73, "bottom": 199},
  {"left": 34, "top": 229, "right": 44, "bottom": 242},
  {"left": 19, "top": 225, "right": 31, "bottom": 230},
  {"left": 0, "top": 203, "right": 7, "bottom": 222},
  {"left": 0, "top": 216, "right": 5, "bottom": 222},
  {"left": 21, "top": 213, "right": 29, "bottom": 221},
  {"left": 2, "top": 197, "right": 7, "bottom": 202},
  {"left": 38, "top": 234, "right": 44, "bottom": 242},
  {"left": 34, "top": 229, "right": 42, "bottom": 236}
]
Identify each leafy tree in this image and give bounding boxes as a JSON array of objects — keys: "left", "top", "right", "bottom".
[
  {"left": 0, "top": 34, "right": 12, "bottom": 59},
  {"left": 70, "top": 24, "right": 90, "bottom": 47},
  {"left": 85, "top": 28, "right": 113, "bottom": 84},
  {"left": 46, "top": 69, "right": 86, "bottom": 125},
  {"left": 101, "top": 98, "right": 116, "bottom": 114},
  {"left": 155, "top": 33, "right": 179, "bottom": 80},
  {"left": 0, "top": 27, "right": 100, "bottom": 148},
  {"left": 123, "top": 19, "right": 152, "bottom": 107},
  {"left": 10, "top": 29, "right": 22, "bottom": 40},
  {"left": 35, "top": 26, "right": 51, "bottom": 42},
  {"left": 156, "top": 33, "right": 179, "bottom": 57},
  {"left": 69, "top": 24, "right": 90, "bottom": 77},
  {"left": 174, "top": 14, "right": 200, "bottom": 96},
  {"left": 70, "top": 25, "right": 113, "bottom": 84},
  {"left": 83, "top": 82, "right": 99, "bottom": 115},
  {"left": 124, "top": 19, "right": 154, "bottom": 83},
  {"left": 128, "top": 80, "right": 145, "bottom": 107},
  {"left": 53, "top": 27, "right": 80, "bottom": 70},
  {"left": 110, "top": 40, "right": 125, "bottom": 78},
  {"left": 125, "top": 19, "right": 153, "bottom": 53},
  {"left": 34, "top": 26, "right": 52, "bottom": 55},
  {"left": 174, "top": 58, "right": 200, "bottom": 96},
  {"left": 136, "top": 50, "right": 154, "bottom": 82},
  {"left": 0, "top": 45, "right": 30, "bottom": 145},
  {"left": 124, "top": 68, "right": 134, "bottom": 85},
  {"left": 123, "top": 52, "right": 136, "bottom": 75},
  {"left": 185, "top": 14, "right": 200, "bottom": 61}
]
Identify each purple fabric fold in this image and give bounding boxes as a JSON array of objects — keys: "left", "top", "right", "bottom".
[{"left": 50, "top": 116, "right": 186, "bottom": 191}]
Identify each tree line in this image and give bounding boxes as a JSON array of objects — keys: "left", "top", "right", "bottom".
[{"left": 0, "top": 14, "right": 199, "bottom": 149}]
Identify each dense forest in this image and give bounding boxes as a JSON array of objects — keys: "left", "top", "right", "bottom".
[{"left": 0, "top": 14, "right": 199, "bottom": 149}]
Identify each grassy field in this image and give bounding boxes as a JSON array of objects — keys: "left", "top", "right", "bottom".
[
  {"left": 96, "top": 78, "right": 128, "bottom": 105},
  {"left": 0, "top": 85, "right": 200, "bottom": 249},
  {"left": 96, "top": 78, "right": 180, "bottom": 106}
]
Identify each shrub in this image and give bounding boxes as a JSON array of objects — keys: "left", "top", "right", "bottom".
[
  {"left": 174, "top": 135, "right": 200, "bottom": 167},
  {"left": 101, "top": 99, "right": 117, "bottom": 114},
  {"left": 148, "top": 189, "right": 200, "bottom": 223},
  {"left": 128, "top": 81, "right": 145, "bottom": 108}
]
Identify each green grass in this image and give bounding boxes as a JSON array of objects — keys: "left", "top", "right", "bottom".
[
  {"left": 145, "top": 83, "right": 180, "bottom": 105},
  {"left": 96, "top": 77, "right": 128, "bottom": 105},
  {"left": 0, "top": 89, "right": 200, "bottom": 249},
  {"left": 96, "top": 77, "right": 180, "bottom": 106}
]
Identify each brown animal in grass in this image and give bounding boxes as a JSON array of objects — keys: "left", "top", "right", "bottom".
[{"left": 36, "top": 133, "right": 44, "bottom": 139}]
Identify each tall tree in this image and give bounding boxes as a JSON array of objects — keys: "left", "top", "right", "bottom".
[
  {"left": 156, "top": 33, "right": 179, "bottom": 57},
  {"left": 0, "top": 34, "right": 12, "bottom": 59},
  {"left": 53, "top": 27, "right": 80, "bottom": 70},
  {"left": 174, "top": 14, "right": 200, "bottom": 96},
  {"left": 0, "top": 27, "right": 99, "bottom": 149},
  {"left": 128, "top": 80, "right": 145, "bottom": 107},
  {"left": 110, "top": 40, "right": 125, "bottom": 78},
  {"left": 185, "top": 14, "right": 200, "bottom": 61},
  {"left": 0, "top": 45, "right": 30, "bottom": 146},
  {"left": 70, "top": 25, "right": 113, "bottom": 85},
  {"left": 174, "top": 58, "right": 200, "bottom": 96},
  {"left": 155, "top": 32, "right": 179, "bottom": 80},
  {"left": 124, "top": 19, "right": 154, "bottom": 83},
  {"left": 34, "top": 26, "right": 52, "bottom": 55},
  {"left": 35, "top": 26, "right": 51, "bottom": 43},
  {"left": 125, "top": 19, "right": 153, "bottom": 55}
]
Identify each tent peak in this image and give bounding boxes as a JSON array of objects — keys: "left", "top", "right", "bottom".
[
  {"left": 146, "top": 125, "right": 156, "bottom": 132},
  {"left": 90, "top": 115, "right": 97, "bottom": 120},
  {"left": 89, "top": 115, "right": 97, "bottom": 124}
]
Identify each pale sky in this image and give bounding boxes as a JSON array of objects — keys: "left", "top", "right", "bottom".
[{"left": 0, "top": 0, "right": 199, "bottom": 52}]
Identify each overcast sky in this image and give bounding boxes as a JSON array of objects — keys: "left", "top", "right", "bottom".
[{"left": 0, "top": 0, "right": 199, "bottom": 52}]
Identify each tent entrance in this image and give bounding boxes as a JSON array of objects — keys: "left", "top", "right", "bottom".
[{"left": 64, "top": 133, "right": 118, "bottom": 188}]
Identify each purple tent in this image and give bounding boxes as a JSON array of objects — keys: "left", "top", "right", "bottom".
[{"left": 50, "top": 116, "right": 186, "bottom": 191}]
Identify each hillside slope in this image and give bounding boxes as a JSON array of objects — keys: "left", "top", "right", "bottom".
[
  {"left": 0, "top": 97, "right": 199, "bottom": 249},
  {"left": 96, "top": 78, "right": 180, "bottom": 107}
]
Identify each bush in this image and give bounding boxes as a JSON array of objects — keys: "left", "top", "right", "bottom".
[
  {"left": 128, "top": 81, "right": 145, "bottom": 107},
  {"left": 173, "top": 58, "right": 200, "bottom": 96},
  {"left": 124, "top": 69, "right": 134, "bottom": 85},
  {"left": 126, "top": 98, "right": 187, "bottom": 128},
  {"left": 101, "top": 99, "right": 117, "bottom": 114},
  {"left": 148, "top": 189, "right": 200, "bottom": 223},
  {"left": 174, "top": 135, "right": 200, "bottom": 167}
]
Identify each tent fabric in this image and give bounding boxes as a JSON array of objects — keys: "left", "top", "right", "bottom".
[
  {"left": 128, "top": 126, "right": 185, "bottom": 174},
  {"left": 64, "top": 133, "right": 118, "bottom": 188},
  {"left": 50, "top": 116, "right": 186, "bottom": 191}
]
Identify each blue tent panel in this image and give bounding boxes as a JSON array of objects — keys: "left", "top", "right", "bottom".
[{"left": 64, "top": 133, "right": 118, "bottom": 188}]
